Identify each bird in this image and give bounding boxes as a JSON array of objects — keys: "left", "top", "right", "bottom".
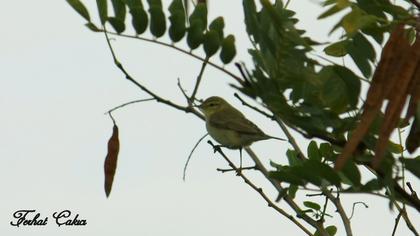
[{"left": 197, "top": 96, "right": 286, "bottom": 171}]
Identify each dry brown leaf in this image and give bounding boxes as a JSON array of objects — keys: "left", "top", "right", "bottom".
[
  {"left": 104, "top": 123, "right": 120, "bottom": 197},
  {"left": 335, "top": 25, "right": 419, "bottom": 170}
]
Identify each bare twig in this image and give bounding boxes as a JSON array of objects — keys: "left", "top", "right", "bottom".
[
  {"left": 391, "top": 210, "right": 403, "bottom": 236},
  {"left": 348, "top": 202, "right": 369, "bottom": 220},
  {"left": 189, "top": 58, "right": 209, "bottom": 104},
  {"left": 320, "top": 195, "right": 329, "bottom": 223},
  {"left": 103, "top": 30, "right": 204, "bottom": 120},
  {"left": 323, "top": 190, "right": 353, "bottom": 236},
  {"left": 177, "top": 78, "right": 190, "bottom": 102},
  {"left": 393, "top": 202, "right": 419, "bottom": 236},
  {"left": 208, "top": 141, "right": 314, "bottom": 236},
  {"left": 104, "top": 31, "right": 243, "bottom": 84},
  {"left": 217, "top": 165, "right": 257, "bottom": 173},
  {"left": 183, "top": 133, "right": 209, "bottom": 181},
  {"left": 105, "top": 98, "right": 155, "bottom": 114},
  {"left": 406, "top": 182, "right": 419, "bottom": 201}
]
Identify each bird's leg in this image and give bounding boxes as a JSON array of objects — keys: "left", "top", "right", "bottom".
[{"left": 237, "top": 148, "right": 243, "bottom": 176}]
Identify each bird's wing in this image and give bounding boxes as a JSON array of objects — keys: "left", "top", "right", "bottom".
[{"left": 209, "top": 110, "right": 265, "bottom": 136}]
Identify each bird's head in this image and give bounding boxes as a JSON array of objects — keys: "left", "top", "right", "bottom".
[{"left": 197, "top": 96, "right": 228, "bottom": 117}]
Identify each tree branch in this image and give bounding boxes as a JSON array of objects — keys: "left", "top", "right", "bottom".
[
  {"left": 103, "top": 30, "right": 204, "bottom": 120},
  {"left": 189, "top": 58, "right": 209, "bottom": 104},
  {"left": 105, "top": 98, "right": 155, "bottom": 114},
  {"left": 104, "top": 30, "right": 244, "bottom": 85},
  {"left": 244, "top": 147, "right": 329, "bottom": 236},
  {"left": 323, "top": 190, "right": 353, "bottom": 236},
  {"left": 393, "top": 202, "right": 419, "bottom": 236},
  {"left": 208, "top": 141, "right": 315, "bottom": 236}
]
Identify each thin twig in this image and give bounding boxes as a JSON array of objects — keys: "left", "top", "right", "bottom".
[
  {"left": 323, "top": 190, "right": 353, "bottom": 236},
  {"left": 103, "top": 30, "right": 204, "bottom": 120},
  {"left": 406, "top": 182, "right": 419, "bottom": 201},
  {"left": 208, "top": 141, "right": 314, "bottom": 236},
  {"left": 320, "top": 195, "right": 329, "bottom": 223},
  {"left": 104, "top": 31, "right": 243, "bottom": 84},
  {"left": 217, "top": 166, "right": 257, "bottom": 173},
  {"left": 393, "top": 202, "right": 419, "bottom": 236},
  {"left": 348, "top": 202, "right": 369, "bottom": 220},
  {"left": 189, "top": 58, "right": 209, "bottom": 104},
  {"left": 391, "top": 210, "right": 403, "bottom": 236},
  {"left": 105, "top": 98, "right": 155, "bottom": 114},
  {"left": 177, "top": 78, "right": 190, "bottom": 102},
  {"left": 182, "top": 133, "right": 209, "bottom": 181}
]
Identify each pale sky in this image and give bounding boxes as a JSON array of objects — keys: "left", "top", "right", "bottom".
[{"left": 1, "top": 0, "right": 419, "bottom": 235}]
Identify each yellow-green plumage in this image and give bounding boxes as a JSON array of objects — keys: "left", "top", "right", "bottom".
[{"left": 198, "top": 96, "right": 283, "bottom": 149}]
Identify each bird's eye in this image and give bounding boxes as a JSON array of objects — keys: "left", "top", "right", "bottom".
[{"left": 209, "top": 103, "right": 216, "bottom": 107}]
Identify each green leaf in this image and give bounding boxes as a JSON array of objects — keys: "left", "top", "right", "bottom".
[
  {"left": 203, "top": 30, "right": 221, "bottom": 57},
  {"left": 269, "top": 169, "right": 306, "bottom": 185},
  {"left": 220, "top": 35, "right": 236, "bottom": 64},
  {"left": 314, "top": 225, "right": 337, "bottom": 236},
  {"left": 388, "top": 141, "right": 403, "bottom": 154},
  {"left": 320, "top": 143, "right": 335, "bottom": 161},
  {"left": 340, "top": 161, "right": 361, "bottom": 186},
  {"left": 169, "top": 11, "right": 186, "bottom": 42},
  {"left": 286, "top": 149, "right": 303, "bottom": 166},
  {"left": 347, "top": 41, "right": 372, "bottom": 78},
  {"left": 318, "top": 0, "right": 350, "bottom": 19},
  {"left": 189, "top": 3, "right": 207, "bottom": 28},
  {"left": 168, "top": 0, "right": 184, "bottom": 14},
  {"left": 130, "top": 7, "right": 148, "bottom": 34},
  {"left": 353, "top": 33, "right": 375, "bottom": 62},
  {"left": 66, "top": 0, "right": 91, "bottom": 21},
  {"left": 341, "top": 8, "right": 376, "bottom": 36},
  {"left": 124, "top": 0, "right": 144, "bottom": 8},
  {"left": 107, "top": 17, "right": 125, "bottom": 33},
  {"left": 308, "top": 141, "right": 322, "bottom": 161},
  {"left": 147, "top": 0, "right": 162, "bottom": 7},
  {"left": 148, "top": 6, "right": 166, "bottom": 38},
  {"left": 97, "top": 0, "right": 108, "bottom": 24},
  {"left": 332, "top": 65, "right": 361, "bottom": 108},
  {"left": 326, "top": 226, "right": 338, "bottom": 236},
  {"left": 324, "top": 40, "right": 348, "bottom": 57},
  {"left": 303, "top": 201, "right": 321, "bottom": 211},
  {"left": 243, "top": 0, "right": 259, "bottom": 42},
  {"left": 209, "top": 17, "right": 225, "bottom": 39},
  {"left": 401, "top": 158, "right": 420, "bottom": 179},
  {"left": 111, "top": 0, "right": 126, "bottom": 21},
  {"left": 288, "top": 184, "right": 298, "bottom": 199},
  {"left": 306, "top": 160, "right": 341, "bottom": 186},
  {"left": 85, "top": 22, "right": 102, "bottom": 32},
  {"left": 319, "top": 67, "right": 349, "bottom": 112},
  {"left": 187, "top": 20, "right": 204, "bottom": 49}
]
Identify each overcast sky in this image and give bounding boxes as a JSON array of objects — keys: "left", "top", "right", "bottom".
[{"left": 1, "top": 0, "right": 419, "bottom": 235}]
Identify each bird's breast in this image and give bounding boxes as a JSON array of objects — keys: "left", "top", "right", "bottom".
[{"left": 206, "top": 121, "right": 242, "bottom": 149}]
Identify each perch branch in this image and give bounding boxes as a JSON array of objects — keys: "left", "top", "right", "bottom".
[{"left": 208, "top": 141, "right": 314, "bottom": 236}]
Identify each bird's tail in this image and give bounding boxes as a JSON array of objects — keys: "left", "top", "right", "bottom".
[{"left": 267, "top": 135, "right": 287, "bottom": 141}]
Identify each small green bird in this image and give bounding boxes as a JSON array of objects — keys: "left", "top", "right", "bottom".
[{"left": 197, "top": 96, "right": 286, "bottom": 161}]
